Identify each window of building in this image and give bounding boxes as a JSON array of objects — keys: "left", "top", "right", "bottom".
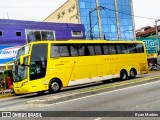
[
  {"left": 26, "top": 29, "right": 55, "bottom": 43},
  {"left": 71, "top": 31, "right": 83, "bottom": 37},
  {"left": 0, "top": 31, "right": 2, "bottom": 36},
  {"left": 16, "top": 32, "right": 21, "bottom": 36}
]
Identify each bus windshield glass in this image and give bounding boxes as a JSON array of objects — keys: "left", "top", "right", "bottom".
[
  {"left": 13, "top": 58, "right": 28, "bottom": 82},
  {"left": 16, "top": 45, "right": 30, "bottom": 59}
]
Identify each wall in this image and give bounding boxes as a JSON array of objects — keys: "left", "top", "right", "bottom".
[
  {"left": 44, "top": 0, "right": 79, "bottom": 24},
  {"left": 0, "top": 19, "right": 86, "bottom": 45}
]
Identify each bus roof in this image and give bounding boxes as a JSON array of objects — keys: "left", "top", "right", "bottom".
[{"left": 25, "top": 40, "right": 144, "bottom": 45}]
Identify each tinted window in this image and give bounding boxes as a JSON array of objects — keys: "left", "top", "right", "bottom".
[
  {"left": 94, "top": 45, "right": 102, "bottom": 55},
  {"left": 116, "top": 45, "right": 121, "bottom": 54},
  {"left": 136, "top": 43, "right": 144, "bottom": 53},
  {"left": 70, "top": 46, "right": 78, "bottom": 56},
  {"left": 128, "top": 44, "right": 136, "bottom": 53},
  {"left": 88, "top": 46, "right": 95, "bottom": 55},
  {"left": 51, "top": 45, "right": 70, "bottom": 57},
  {"left": 78, "top": 46, "right": 85, "bottom": 56},
  {"left": 103, "top": 45, "right": 109, "bottom": 55},
  {"left": 30, "top": 44, "right": 48, "bottom": 80},
  {"left": 116, "top": 44, "right": 128, "bottom": 54},
  {"left": 71, "top": 45, "right": 85, "bottom": 56},
  {"left": 108, "top": 44, "right": 116, "bottom": 54}
]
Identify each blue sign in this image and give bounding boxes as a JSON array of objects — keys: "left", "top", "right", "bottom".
[
  {"left": 0, "top": 46, "right": 21, "bottom": 64},
  {"left": 137, "top": 38, "right": 159, "bottom": 54}
]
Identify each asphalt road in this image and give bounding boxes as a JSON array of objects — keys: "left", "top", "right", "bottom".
[
  {"left": 0, "top": 72, "right": 158, "bottom": 110},
  {"left": 1, "top": 73, "right": 160, "bottom": 120}
]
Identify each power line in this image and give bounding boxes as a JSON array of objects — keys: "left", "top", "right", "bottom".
[
  {"left": 100, "top": 6, "right": 156, "bottom": 20},
  {"left": 86, "top": 21, "right": 98, "bottom": 39},
  {"left": 104, "top": 9, "right": 128, "bottom": 40}
]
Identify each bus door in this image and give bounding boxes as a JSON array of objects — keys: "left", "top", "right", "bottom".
[{"left": 29, "top": 44, "right": 48, "bottom": 91}]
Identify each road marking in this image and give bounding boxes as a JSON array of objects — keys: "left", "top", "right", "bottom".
[
  {"left": 51, "top": 79, "right": 160, "bottom": 105},
  {"left": 94, "top": 118, "right": 102, "bottom": 120}
]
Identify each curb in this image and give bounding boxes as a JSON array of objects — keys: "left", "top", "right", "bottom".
[{"left": 0, "top": 93, "right": 14, "bottom": 98}]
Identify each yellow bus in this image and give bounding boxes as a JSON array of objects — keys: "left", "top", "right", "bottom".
[{"left": 12, "top": 40, "right": 148, "bottom": 94}]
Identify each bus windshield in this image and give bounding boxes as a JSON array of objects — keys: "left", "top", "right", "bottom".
[{"left": 13, "top": 58, "right": 28, "bottom": 82}]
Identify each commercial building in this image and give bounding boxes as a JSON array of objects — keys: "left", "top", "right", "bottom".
[
  {"left": 136, "top": 26, "right": 160, "bottom": 61},
  {"left": 0, "top": 19, "right": 85, "bottom": 70},
  {"left": 44, "top": 0, "right": 135, "bottom": 40}
]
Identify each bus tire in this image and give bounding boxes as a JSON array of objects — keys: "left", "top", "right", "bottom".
[
  {"left": 49, "top": 79, "right": 61, "bottom": 93},
  {"left": 130, "top": 69, "right": 136, "bottom": 79},
  {"left": 120, "top": 70, "right": 128, "bottom": 80}
]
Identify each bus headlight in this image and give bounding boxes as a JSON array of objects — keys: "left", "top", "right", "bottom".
[{"left": 21, "top": 82, "right": 28, "bottom": 87}]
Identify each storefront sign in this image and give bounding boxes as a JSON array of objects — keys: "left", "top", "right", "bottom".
[{"left": 0, "top": 46, "right": 21, "bottom": 64}]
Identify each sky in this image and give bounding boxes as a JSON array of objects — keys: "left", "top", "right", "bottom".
[{"left": 0, "top": 0, "right": 159, "bottom": 30}]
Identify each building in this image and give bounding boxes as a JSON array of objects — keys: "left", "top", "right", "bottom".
[
  {"left": 44, "top": 0, "right": 135, "bottom": 40},
  {"left": 0, "top": 19, "right": 85, "bottom": 70},
  {"left": 136, "top": 25, "right": 160, "bottom": 38},
  {"left": 136, "top": 26, "right": 160, "bottom": 62}
]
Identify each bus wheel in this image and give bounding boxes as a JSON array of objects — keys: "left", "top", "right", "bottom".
[
  {"left": 120, "top": 70, "right": 128, "bottom": 80},
  {"left": 49, "top": 80, "right": 61, "bottom": 93},
  {"left": 130, "top": 70, "right": 136, "bottom": 79}
]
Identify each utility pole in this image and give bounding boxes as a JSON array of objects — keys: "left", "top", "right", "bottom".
[
  {"left": 96, "top": 0, "right": 102, "bottom": 39},
  {"left": 114, "top": 0, "right": 120, "bottom": 40},
  {"left": 89, "top": 9, "right": 96, "bottom": 40},
  {"left": 155, "top": 19, "right": 160, "bottom": 53},
  {"left": 89, "top": 6, "right": 105, "bottom": 40}
]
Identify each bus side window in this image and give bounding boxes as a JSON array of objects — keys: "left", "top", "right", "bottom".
[
  {"left": 123, "top": 44, "right": 129, "bottom": 54},
  {"left": 51, "top": 45, "right": 60, "bottom": 57},
  {"left": 108, "top": 44, "right": 116, "bottom": 54},
  {"left": 88, "top": 45, "right": 95, "bottom": 55},
  {"left": 70, "top": 46, "right": 78, "bottom": 56},
  {"left": 116, "top": 45, "right": 121, "bottom": 54},
  {"left": 136, "top": 44, "right": 144, "bottom": 53},
  {"left": 94, "top": 45, "right": 102, "bottom": 55},
  {"left": 103, "top": 45, "right": 109, "bottom": 55},
  {"left": 59, "top": 46, "right": 70, "bottom": 57},
  {"left": 120, "top": 44, "right": 128, "bottom": 54},
  {"left": 78, "top": 46, "right": 85, "bottom": 56},
  {"left": 128, "top": 44, "right": 136, "bottom": 53}
]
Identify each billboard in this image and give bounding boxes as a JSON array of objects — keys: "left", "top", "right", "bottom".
[
  {"left": 0, "top": 46, "right": 21, "bottom": 64},
  {"left": 137, "top": 38, "right": 159, "bottom": 59}
]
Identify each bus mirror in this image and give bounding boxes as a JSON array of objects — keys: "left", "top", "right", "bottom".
[{"left": 20, "top": 56, "right": 24, "bottom": 65}]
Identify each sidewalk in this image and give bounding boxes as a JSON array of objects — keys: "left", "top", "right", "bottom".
[
  {"left": 0, "top": 89, "right": 12, "bottom": 94},
  {"left": 0, "top": 89, "right": 14, "bottom": 98}
]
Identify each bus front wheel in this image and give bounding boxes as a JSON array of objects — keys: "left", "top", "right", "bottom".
[{"left": 49, "top": 79, "right": 61, "bottom": 93}]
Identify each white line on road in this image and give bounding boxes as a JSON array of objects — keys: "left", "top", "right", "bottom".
[
  {"left": 50, "top": 79, "right": 160, "bottom": 106},
  {"left": 94, "top": 118, "right": 102, "bottom": 120}
]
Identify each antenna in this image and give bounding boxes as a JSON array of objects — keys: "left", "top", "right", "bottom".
[{"left": 7, "top": 13, "right": 9, "bottom": 19}]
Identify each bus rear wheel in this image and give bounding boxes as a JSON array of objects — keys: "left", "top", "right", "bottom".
[
  {"left": 49, "top": 80, "right": 61, "bottom": 93},
  {"left": 120, "top": 70, "right": 128, "bottom": 80},
  {"left": 130, "top": 70, "right": 136, "bottom": 79}
]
